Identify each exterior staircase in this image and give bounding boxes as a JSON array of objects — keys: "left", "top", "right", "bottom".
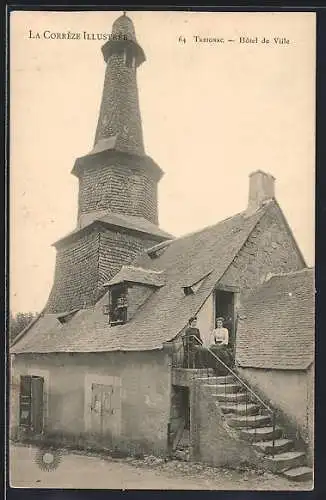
[{"left": 196, "top": 374, "right": 313, "bottom": 482}]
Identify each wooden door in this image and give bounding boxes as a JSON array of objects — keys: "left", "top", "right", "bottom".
[{"left": 91, "top": 383, "right": 121, "bottom": 439}]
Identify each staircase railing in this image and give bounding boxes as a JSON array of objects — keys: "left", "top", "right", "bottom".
[{"left": 171, "top": 335, "right": 277, "bottom": 456}]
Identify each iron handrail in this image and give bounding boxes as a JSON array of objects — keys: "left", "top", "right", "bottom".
[{"left": 188, "top": 335, "right": 275, "bottom": 417}]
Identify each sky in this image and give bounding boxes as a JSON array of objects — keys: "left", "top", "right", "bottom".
[{"left": 10, "top": 11, "right": 315, "bottom": 314}]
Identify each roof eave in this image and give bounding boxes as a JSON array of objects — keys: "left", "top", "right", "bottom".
[
  {"left": 52, "top": 219, "right": 170, "bottom": 249},
  {"left": 71, "top": 149, "right": 164, "bottom": 182}
]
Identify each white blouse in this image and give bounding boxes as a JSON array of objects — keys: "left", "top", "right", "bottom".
[{"left": 211, "top": 327, "right": 229, "bottom": 346}]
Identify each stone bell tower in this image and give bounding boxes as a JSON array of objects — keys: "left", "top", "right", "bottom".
[{"left": 45, "top": 14, "right": 171, "bottom": 314}]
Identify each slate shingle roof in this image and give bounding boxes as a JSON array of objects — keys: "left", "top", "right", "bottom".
[
  {"left": 236, "top": 267, "right": 314, "bottom": 370},
  {"left": 54, "top": 212, "right": 172, "bottom": 247},
  {"left": 104, "top": 265, "right": 166, "bottom": 287},
  {"left": 11, "top": 203, "right": 269, "bottom": 354}
]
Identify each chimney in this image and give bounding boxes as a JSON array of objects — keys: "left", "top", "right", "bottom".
[{"left": 247, "top": 170, "right": 275, "bottom": 214}]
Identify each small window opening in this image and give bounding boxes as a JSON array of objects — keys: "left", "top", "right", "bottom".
[
  {"left": 183, "top": 286, "right": 194, "bottom": 296},
  {"left": 123, "top": 49, "right": 127, "bottom": 64},
  {"left": 124, "top": 50, "right": 135, "bottom": 69},
  {"left": 57, "top": 309, "right": 79, "bottom": 325},
  {"left": 109, "top": 284, "right": 128, "bottom": 326}
]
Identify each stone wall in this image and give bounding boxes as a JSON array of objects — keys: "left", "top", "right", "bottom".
[
  {"left": 190, "top": 380, "right": 259, "bottom": 467},
  {"left": 46, "top": 227, "right": 160, "bottom": 313},
  {"left": 191, "top": 202, "right": 305, "bottom": 344},
  {"left": 11, "top": 351, "right": 171, "bottom": 457},
  {"left": 77, "top": 159, "right": 158, "bottom": 224},
  {"left": 219, "top": 203, "right": 305, "bottom": 301}
]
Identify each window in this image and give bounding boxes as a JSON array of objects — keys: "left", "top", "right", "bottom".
[
  {"left": 109, "top": 284, "right": 128, "bottom": 326},
  {"left": 19, "top": 375, "right": 44, "bottom": 433}
]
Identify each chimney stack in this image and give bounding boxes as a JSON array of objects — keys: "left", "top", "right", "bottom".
[{"left": 247, "top": 170, "right": 275, "bottom": 214}]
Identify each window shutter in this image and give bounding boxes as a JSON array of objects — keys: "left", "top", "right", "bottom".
[
  {"left": 31, "top": 376, "right": 44, "bottom": 433},
  {"left": 19, "top": 375, "right": 32, "bottom": 428}
]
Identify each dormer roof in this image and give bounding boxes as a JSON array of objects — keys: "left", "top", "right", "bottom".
[{"left": 103, "top": 266, "right": 166, "bottom": 288}]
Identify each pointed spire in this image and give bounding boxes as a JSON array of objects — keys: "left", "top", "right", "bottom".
[{"left": 93, "top": 13, "right": 146, "bottom": 155}]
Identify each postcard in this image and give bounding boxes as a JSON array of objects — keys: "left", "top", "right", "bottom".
[{"left": 9, "top": 10, "right": 315, "bottom": 490}]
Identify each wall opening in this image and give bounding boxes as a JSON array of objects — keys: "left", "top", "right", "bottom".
[
  {"left": 214, "top": 290, "right": 236, "bottom": 351},
  {"left": 169, "top": 385, "right": 190, "bottom": 451}
]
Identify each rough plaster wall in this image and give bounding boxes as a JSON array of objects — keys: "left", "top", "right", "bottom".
[
  {"left": 78, "top": 160, "right": 158, "bottom": 224},
  {"left": 219, "top": 204, "right": 305, "bottom": 302},
  {"left": 306, "top": 365, "right": 314, "bottom": 463},
  {"left": 196, "top": 294, "right": 214, "bottom": 346},
  {"left": 11, "top": 351, "right": 171, "bottom": 456},
  {"left": 95, "top": 52, "right": 145, "bottom": 155},
  {"left": 237, "top": 366, "right": 314, "bottom": 461}
]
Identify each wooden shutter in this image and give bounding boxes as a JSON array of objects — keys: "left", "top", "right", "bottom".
[
  {"left": 31, "top": 376, "right": 44, "bottom": 433},
  {"left": 19, "top": 376, "right": 32, "bottom": 428}
]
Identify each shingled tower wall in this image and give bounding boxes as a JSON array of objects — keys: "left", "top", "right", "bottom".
[
  {"left": 74, "top": 14, "right": 162, "bottom": 228},
  {"left": 45, "top": 14, "right": 170, "bottom": 314}
]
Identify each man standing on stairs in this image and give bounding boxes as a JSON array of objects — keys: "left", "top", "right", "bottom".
[
  {"left": 208, "top": 317, "right": 233, "bottom": 373},
  {"left": 182, "top": 317, "right": 203, "bottom": 368}
]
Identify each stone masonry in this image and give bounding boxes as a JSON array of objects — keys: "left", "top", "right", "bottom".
[{"left": 219, "top": 202, "right": 305, "bottom": 301}]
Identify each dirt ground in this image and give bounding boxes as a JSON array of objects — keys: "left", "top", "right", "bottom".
[{"left": 9, "top": 443, "right": 313, "bottom": 490}]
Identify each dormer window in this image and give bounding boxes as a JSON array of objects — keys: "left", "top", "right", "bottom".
[
  {"left": 146, "top": 240, "right": 173, "bottom": 259},
  {"left": 182, "top": 270, "right": 213, "bottom": 296},
  {"left": 102, "top": 266, "right": 166, "bottom": 325},
  {"left": 57, "top": 309, "right": 79, "bottom": 325},
  {"left": 109, "top": 284, "right": 128, "bottom": 326}
]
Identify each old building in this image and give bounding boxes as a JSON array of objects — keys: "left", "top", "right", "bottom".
[
  {"left": 236, "top": 267, "right": 314, "bottom": 462},
  {"left": 10, "top": 13, "right": 314, "bottom": 482},
  {"left": 45, "top": 13, "right": 171, "bottom": 314}
]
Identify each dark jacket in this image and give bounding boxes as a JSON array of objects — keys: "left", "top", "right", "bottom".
[{"left": 184, "top": 326, "right": 202, "bottom": 346}]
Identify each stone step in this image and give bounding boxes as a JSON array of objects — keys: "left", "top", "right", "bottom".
[
  {"left": 214, "top": 392, "right": 250, "bottom": 403},
  {"left": 228, "top": 414, "right": 271, "bottom": 429},
  {"left": 212, "top": 383, "right": 245, "bottom": 394},
  {"left": 240, "top": 426, "right": 283, "bottom": 442},
  {"left": 253, "top": 438, "right": 294, "bottom": 455},
  {"left": 282, "top": 466, "right": 313, "bottom": 482},
  {"left": 197, "top": 375, "right": 235, "bottom": 385},
  {"left": 263, "top": 451, "right": 306, "bottom": 474},
  {"left": 173, "top": 449, "right": 190, "bottom": 462},
  {"left": 220, "top": 402, "right": 261, "bottom": 416}
]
